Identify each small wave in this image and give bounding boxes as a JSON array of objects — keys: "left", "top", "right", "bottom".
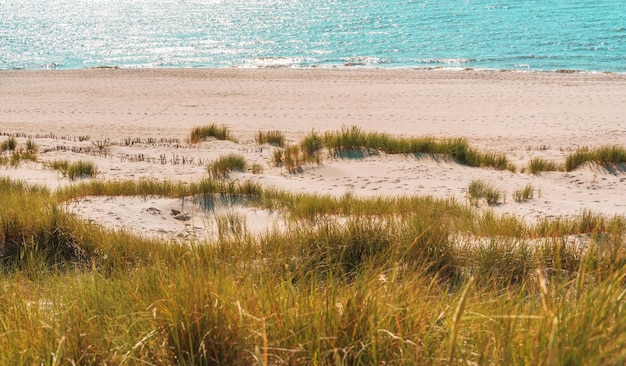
[
  {"left": 416, "top": 58, "right": 472, "bottom": 65},
  {"left": 341, "top": 56, "right": 389, "bottom": 66},
  {"left": 243, "top": 57, "right": 318, "bottom": 68}
]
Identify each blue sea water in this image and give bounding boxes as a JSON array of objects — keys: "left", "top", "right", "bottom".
[{"left": 1, "top": 0, "right": 625, "bottom": 72}]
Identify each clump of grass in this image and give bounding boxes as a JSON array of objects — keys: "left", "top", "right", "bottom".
[
  {"left": 467, "top": 179, "right": 502, "bottom": 206},
  {"left": 215, "top": 211, "right": 248, "bottom": 240},
  {"left": 271, "top": 149, "right": 284, "bottom": 167},
  {"left": 49, "top": 159, "right": 69, "bottom": 173},
  {"left": 480, "top": 152, "right": 517, "bottom": 172},
  {"left": 0, "top": 178, "right": 87, "bottom": 267},
  {"left": 0, "top": 138, "right": 39, "bottom": 167},
  {"left": 207, "top": 154, "right": 246, "bottom": 178},
  {"left": 251, "top": 163, "right": 264, "bottom": 174},
  {"left": 300, "top": 130, "right": 324, "bottom": 158},
  {"left": 470, "top": 239, "right": 534, "bottom": 287},
  {"left": 565, "top": 145, "right": 626, "bottom": 172},
  {"left": 513, "top": 184, "right": 535, "bottom": 203},
  {"left": 321, "top": 126, "right": 513, "bottom": 170},
  {"left": 272, "top": 143, "right": 322, "bottom": 174},
  {"left": 282, "top": 145, "right": 303, "bottom": 173},
  {"left": 323, "top": 125, "right": 370, "bottom": 153},
  {"left": 188, "top": 124, "right": 236, "bottom": 143},
  {"left": 526, "top": 157, "right": 562, "bottom": 174},
  {"left": 0, "top": 137, "right": 17, "bottom": 152},
  {"left": 255, "top": 130, "right": 285, "bottom": 147},
  {"left": 25, "top": 138, "right": 38, "bottom": 153},
  {"left": 67, "top": 160, "right": 98, "bottom": 180},
  {"left": 54, "top": 177, "right": 263, "bottom": 202},
  {"left": 48, "top": 159, "right": 97, "bottom": 180}
]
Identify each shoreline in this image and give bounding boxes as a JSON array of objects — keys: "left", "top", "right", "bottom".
[{"left": 7, "top": 65, "right": 626, "bottom": 74}]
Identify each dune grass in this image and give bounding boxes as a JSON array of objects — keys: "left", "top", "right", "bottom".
[
  {"left": 513, "top": 184, "right": 535, "bottom": 203},
  {"left": 188, "top": 123, "right": 236, "bottom": 143},
  {"left": 2, "top": 168, "right": 626, "bottom": 364},
  {"left": 526, "top": 157, "right": 562, "bottom": 174},
  {"left": 48, "top": 159, "right": 97, "bottom": 180},
  {"left": 300, "top": 130, "right": 324, "bottom": 158},
  {"left": 207, "top": 153, "right": 247, "bottom": 178},
  {"left": 25, "top": 138, "right": 38, "bottom": 153},
  {"left": 255, "top": 130, "right": 286, "bottom": 147},
  {"left": 0, "top": 138, "right": 38, "bottom": 167},
  {"left": 0, "top": 137, "right": 17, "bottom": 152},
  {"left": 0, "top": 175, "right": 626, "bottom": 364},
  {"left": 467, "top": 179, "right": 502, "bottom": 206},
  {"left": 270, "top": 126, "right": 518, "bottom": 175},
  {"left": 565, "top": 145, "right": 626, "bottom": 172},
  {"left": 272, "top": 144, "right": 322, "bottom": 174},
  {"left": 320, "top": 126, "right": 516, "bottom": 171}
]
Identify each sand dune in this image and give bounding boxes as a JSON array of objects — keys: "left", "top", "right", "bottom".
[{"left": 2, "top": 68, "right": 626, "bottom": 239}]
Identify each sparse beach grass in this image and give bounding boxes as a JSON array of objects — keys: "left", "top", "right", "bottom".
[
  {"left": 188, "top": 123, "right": 237, "bottom": 143},
  {"left": 272, "top": 144, "right": 321, "bottom": 173},
  {"left": 270, "top": 126, "right": 518, "bottom": 175},
  {"left": 513, "top": 183, "right": 535, "bottom": 202},
  {"left": 207, "top": 153, "right": 247, "bottom": 178},
  {"left": 0, "top": 137, "right": 17, "bottom": 152},
  {"left": 321, "top": 126, "right": 516, "bottom": 171},
  {"left": 0, "top": 138, "right": 38, "bottom": 167},
  {"left": 255, "top": 130, "right": 286, "bottom": 147},
  {"left": 1, "top": 173, "right": 625, "bottom": 363},
  {"left": 565, "top": 145, "right": 626, "bottom": 172},
  {"left": 526, "top": 157, "right": 562, "bottom": 174},
  {"left": 48, "top": 159, "right": 97, "bottom": 180},
  {"left": 467, "top": 179, "right": 503, "bottom": 206}
]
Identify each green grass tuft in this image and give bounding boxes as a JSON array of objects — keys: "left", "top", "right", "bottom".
[
  {"left": 513, "top": 184, "right": 535, "bottom": 203},
  {"left": 207, "top": 153, "right": 247, "bottom": 178},
  {"left": 25, "top": 138, "right": 38, "bottom": 153},
  {"left": 300, "top": 130, "right": 324, "bottom": 158},
  {"left": 0, "top": 137, "right": 17, "bottom": 152},
  {"left": 527, "top": 157, "right": 562, "bottom": 174},
  {"left": 188, "top": 124, "right": 236, "bottom": 143},
  {"left": 48, "top": 159, "right": 97, "bottom": 180},
  {"left": 255, "top": 130, "right": 285, "bottom": 147},
  {"left": 565, "top": 145, "right": 626, "bottom": 172},
  {"left": 321, "top": 126, "right": 514, "bottom": 170},
  {"left": 467, "top": 179, "right": 502, "bottom": 206}
]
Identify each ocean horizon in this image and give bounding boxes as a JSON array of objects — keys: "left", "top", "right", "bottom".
[{"left": 2, "top": 0, "right": 625, "bottom": 72}]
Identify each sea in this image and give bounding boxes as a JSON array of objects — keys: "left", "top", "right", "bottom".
[{"left": 1, "top": 0, "right": 625, "bottom": 72}]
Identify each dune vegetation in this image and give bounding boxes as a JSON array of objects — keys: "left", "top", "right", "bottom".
[
  {"left": 2, "top": 129, "right": 626, "bottom": 364},
  {"left": 1, "top": 171, "right": 626, "bottom": 364},
  {"left": 188, "top": 123, "right": 237, "bottom": 144},
  {"left": 565, "top": 145, "right": 626, "bottom": 172}
]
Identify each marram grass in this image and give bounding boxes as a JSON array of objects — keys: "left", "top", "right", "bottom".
[
  {"left": 467, "top": 179, "right": 502, "bottom": 206},
  {"left": 207, "top": 153, "right": 247, "bottom": 178},
  {"left": 526, "top": 157, "right": 562, "bottom": 174},
  {"left": 255, "top": 130, "right": 286, "bottom": 147},
  {"left": 513, "top": 183, "right": 535, "bottom": 202},
  {"left": 48, "top": 159, "right": 98, "bottom": 180},
  {"left": 320, "top": 126, "right": 516, "bottom": 171},
  {"left": 188, "top": 123, "right": 237, "bottom": 143},
  {"left": 1, "top": 176, "right": 626, "bottom": 364},
  {"left": 565, "top": 145, "right": 626, "bottom": 172}
]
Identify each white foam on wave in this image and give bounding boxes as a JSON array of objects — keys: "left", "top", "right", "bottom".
[
  {"left": 416, "top": 58, "right": 472, "bottom": 65},
  {"left": 242, "top": 57, "right": 319, "bottom": 68}
]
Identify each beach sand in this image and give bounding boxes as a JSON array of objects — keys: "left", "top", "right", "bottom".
[{"left": 2, "top": 68, "right": 626, "bottom": 240}]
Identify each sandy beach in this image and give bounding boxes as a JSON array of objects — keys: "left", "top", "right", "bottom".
[{"left": 2, "top": 68, "right": 626, "bottom": 240}]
